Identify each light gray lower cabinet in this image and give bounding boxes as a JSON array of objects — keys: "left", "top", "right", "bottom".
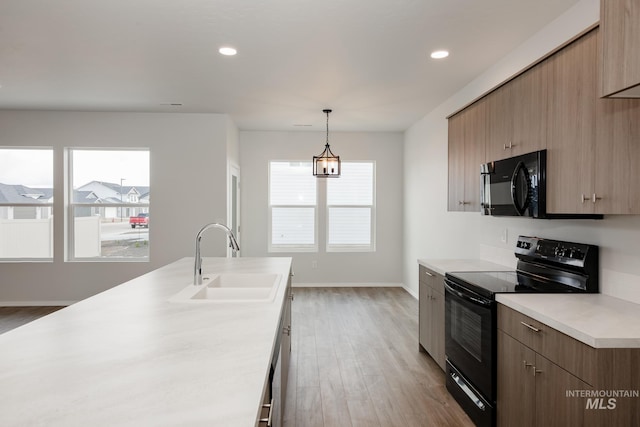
[
  {"left": 257, "top": 272, "right": 293, "bottom": 427},
  {"left": 418, "top": 265, "right": 446, "bottom": 371}
]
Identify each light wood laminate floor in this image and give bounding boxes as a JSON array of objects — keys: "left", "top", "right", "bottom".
[
  {"left": 0, "top": 306, "right": 64, "bottom": 335},
  {"left": 284, "top": 287, "right": 473, "bottom": 427}
]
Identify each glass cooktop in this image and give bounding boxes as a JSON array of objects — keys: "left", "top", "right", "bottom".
[{"left": 444, "top": 270, "right": 579, "bottom": 299}]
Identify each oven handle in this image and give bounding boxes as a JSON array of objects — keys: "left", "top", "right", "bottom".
[
  {"left": 444, "top": 281, "right": 492, "bottom": 307},
  {"left": 450, "top": 371, "right": 486, "bottom": 411}
]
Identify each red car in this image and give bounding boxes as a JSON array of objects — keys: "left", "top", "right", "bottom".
[{"left": 129, "top": 213, "right": 149, "bottom": 228}]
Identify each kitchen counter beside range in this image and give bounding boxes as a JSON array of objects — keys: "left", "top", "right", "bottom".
[{"left": 0, "top": 257, "right": 292, "bottom": 427}]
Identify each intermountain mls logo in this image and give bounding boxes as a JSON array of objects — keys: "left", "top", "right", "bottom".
[{"left": 566, "top": 389, "right": 640, "bottom": 410}]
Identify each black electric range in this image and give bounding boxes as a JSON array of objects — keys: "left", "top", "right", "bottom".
[{"left": 443, "top": 236, "right": 599, "bottom": 427}]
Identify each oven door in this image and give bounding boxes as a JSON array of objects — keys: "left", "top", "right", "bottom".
[{"left": 444, "top": 279, "right": 495, "bottom": 401}]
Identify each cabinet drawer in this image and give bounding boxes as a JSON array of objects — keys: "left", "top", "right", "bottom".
[
  {"left": 418, "top": 265, "right": 444, "bottom": 293},
  {"left": 497, "top": 304, "right": 595, "bottom": 385}
]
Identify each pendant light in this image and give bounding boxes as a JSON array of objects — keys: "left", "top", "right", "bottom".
[{"left": 313, "top": 109, "right": 341, "bottom": 177}]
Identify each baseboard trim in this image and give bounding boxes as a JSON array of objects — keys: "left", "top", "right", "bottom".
[
  {"left": 0, "top": 301, "right": 75, "bottom": 307},
  {"left": 402, "top": 285, "right": 418, "bottom": 300},
  {"left": 293, "top": 282, "right": 403, "bottom": 288}
]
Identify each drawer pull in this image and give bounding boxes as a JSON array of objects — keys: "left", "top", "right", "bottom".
[
  {"left": 424, "top": 271, "right": 434, "bottom": 277},
  {"left": 523, "top": 360, "right": 533, "bottom": 369},
  {"left": 520, "top": 321, "right": 540, "bottom": 332},
  {"left": 259, "top": 398, "right": 274, "bottom": 425}
]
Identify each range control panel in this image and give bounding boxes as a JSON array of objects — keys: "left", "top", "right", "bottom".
[{"left": 515, "top": 236, "right": 595, "bottom": 266}]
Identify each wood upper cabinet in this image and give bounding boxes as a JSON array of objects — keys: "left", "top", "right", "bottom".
[
  {"left": 485, "top": 84, "right": 514, "bottom": 161},
  {"left": 600, "top": 0, "right": 640, "bottom": 97},
  {"left": 485, "top": 61, "right": 548, "bottom": 162},
  {"left": 595, "top": 97, "right": 640, "bottom": 213},
  {"left": 545, "top": 29, "right": 598, "bottom": 214},
  {"left": 449, "top": 26, "right": 640, "bottom": 214},
  {"left": 448, "top": 101, "right": 485, "bottom": 212},
  {"left": 418, "top": 266, "right": 446, "bottom": 371}
]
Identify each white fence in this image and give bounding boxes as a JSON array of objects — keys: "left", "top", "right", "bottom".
[{"left": 0, "top": 216, "right": 101, "bottom": 258}]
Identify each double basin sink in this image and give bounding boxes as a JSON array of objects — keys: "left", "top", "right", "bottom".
[{"left": 168, "top": 273, "right": 281, "bottom": 303}]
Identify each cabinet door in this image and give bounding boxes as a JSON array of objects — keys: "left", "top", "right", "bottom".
[
  {"left": 418, "top": 281, "right": 430, "bottom": 351},
  {"left": 534, "top": 354, "right": 590, "bottom": 427},
  {"left": 462, "top": 100, "right": 485, "bottom": 212},
  {"left": 448, "top": 112, "right": 466, "bottom": 211},
  {"left": 429, "top": 289, "right": 446, "bottom": 371},
  {"left": 601, "top": 0, "right": 640, "bottom": 97},
  {"left": 511, "top": 60, "right": 548, "bottom": 156},
  {"left": 595, "top": 97, "right": 640, "bottom": 213},
  {"left": 485, "top": 84, "right": 514, "bottom": 161},
  {"left": 497, "top": 331, "right": 536, "bottom": 427},
  {"left": 280, "top": 273, "right": 292, "bottom": 417},
  {"left": 545, "top": 30, "right": 598, "bottom": 214},
  {"left": 448, "top": 103, "right": 485, "bottom": 212}
]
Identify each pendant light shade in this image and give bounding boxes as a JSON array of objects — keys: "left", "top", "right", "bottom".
[{"left": 313, "top": 109, "right": 341, "bottom": 177}]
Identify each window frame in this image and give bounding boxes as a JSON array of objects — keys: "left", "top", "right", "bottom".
[
  {"left": 268, "top": 161, "right": 318, "bottom": 253},
  {"left": 67, "top": 147, "right": 150, "bottom": 262},
  {"left": 0, "top": 147, "right": 54, "bottom": 262},
  {"left": 326, "top": 161, "right": 376, "bottom": 253}
]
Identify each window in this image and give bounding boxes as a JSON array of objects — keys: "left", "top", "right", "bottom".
[
  {"left": 268, "top": 160, "right": 375, "bottom": 253},
  {"left": 69, "top": 149, "right": 150, "bottom": 261},
  {"left": 0, "top": 148, "right": 54, "bottom": 260},
  {"left": 327, "top": 162, "right": 375, "bottom": 251},
  {"left": 269, "top": 161, "right": 317, "bottom": 252}
]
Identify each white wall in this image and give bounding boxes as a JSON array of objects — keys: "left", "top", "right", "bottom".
[
  {"left": 403, "top": 0, "right": 640, "bottom": 305},
  {"left": 241, "top": 131, "right": 403, "bottom": 285},
  {"left": 0, "top": 111, "right": 235, "bottom": 304}
]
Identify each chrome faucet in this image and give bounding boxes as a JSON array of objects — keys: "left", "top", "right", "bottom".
[{"left": 193, "top": 223, "right": 240, "bottom": 285}]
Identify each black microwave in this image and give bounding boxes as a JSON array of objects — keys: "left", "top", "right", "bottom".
[{"left": 480, "top": 150, "right": 602, "bottom": 219}]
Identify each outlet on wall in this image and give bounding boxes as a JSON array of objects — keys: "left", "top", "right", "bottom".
[
  {"left": 311, "top": 260, "right": 317, "bottom": 269},
  {"left": 500, "top": 228, "right": 508, "bottom": 244}
]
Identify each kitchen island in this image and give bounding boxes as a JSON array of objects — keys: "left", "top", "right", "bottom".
[{"left": 0, "top": 257, "right": 292, "bottom": 427}]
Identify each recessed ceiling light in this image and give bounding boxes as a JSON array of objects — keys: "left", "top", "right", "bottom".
[
  {"left": 430, "top": 50, "right": 449, "bottom": 59},
  {"left": 219, "top": 47, "right": 237, "bottom": 56}
]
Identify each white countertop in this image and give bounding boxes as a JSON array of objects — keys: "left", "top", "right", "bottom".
[
  {"left": 0, "top": 257, "right": 292, "bottom": 427},
  {"left": 417, "top": 258, "right": 512, "bottom": 275},
  {"left": 497, "top": 293, "right": 640, "bottom": 349},
  {"left": 417, "top": 258, "right": 640, "bottom": 349}
]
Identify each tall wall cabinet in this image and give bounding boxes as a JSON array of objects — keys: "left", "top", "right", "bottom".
[{"left": 448, "top": 27, "right": 640, "bottom": 215}]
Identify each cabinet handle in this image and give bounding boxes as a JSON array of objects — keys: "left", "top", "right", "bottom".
[
  {"left": 424, "top": 271, "right": 434, "bottom": 277},
  {"left": 503, "top": 141, "right": 514, "bottom": 150},
  {"left": 580, "top": 194, "right": 588, "bottom": 204},
  {"left": 523, "top": 360, "right": 533, "bottom": 369},
  {"left": 520, "top": 321, "right": 540, "bottom": 332},
  {"left": 283, "top": 325, "right": 291, "bottom": 336},
  {"left": 592, "top": 193, "right": 602, "bottom": 203},
  {"left": 289, "top": 293, "right": 294, "bottom": 301},
  {"left": 458, "top": 201, "right": 470, "bottom": 205},
  {"left": 533, "top": 367, "right": 542, "bottom": 377},
  {"left": 259, "top": 398, "right": 274, "bottom": 425}
]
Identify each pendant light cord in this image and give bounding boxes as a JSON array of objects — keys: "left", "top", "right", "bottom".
[{"left": 324, "top": 109, "right": 331, "bottom": 147}]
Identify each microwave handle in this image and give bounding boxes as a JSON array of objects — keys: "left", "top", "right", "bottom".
[{"left": 511, "top": 161, "right": 531, "bottom": 216}]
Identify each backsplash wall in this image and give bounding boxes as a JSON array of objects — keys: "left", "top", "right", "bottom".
[{"left": 478, "top": 215, "right": 640, "bottom": 304}]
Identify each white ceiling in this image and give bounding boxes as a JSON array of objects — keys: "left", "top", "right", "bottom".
[{"left": 0, "top": 0, "right": 580, "bottom": 131}]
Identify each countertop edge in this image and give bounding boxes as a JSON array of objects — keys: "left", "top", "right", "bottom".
[{"left": 496, "top": 294, "right": 640, "bottom": 349}]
